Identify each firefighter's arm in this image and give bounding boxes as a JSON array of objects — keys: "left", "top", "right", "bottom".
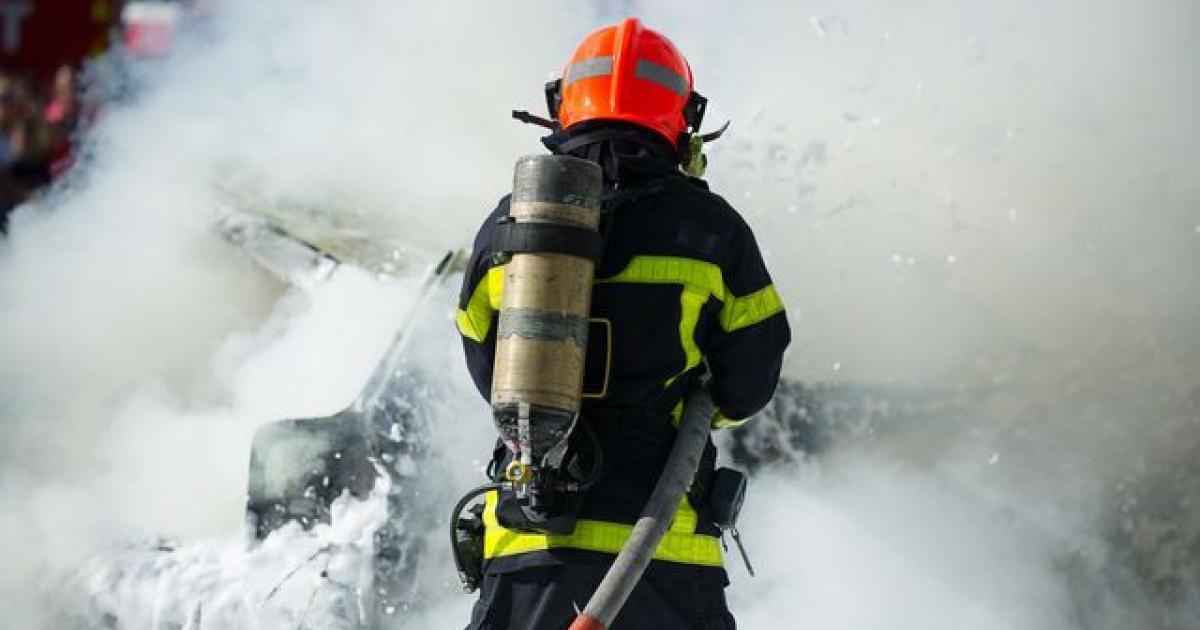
[
  {"left": 703, "top": 219, "right": 791, "bottom": 428},
  {"left": 454, "top": 198, "right": 509, "bottom": 401}
]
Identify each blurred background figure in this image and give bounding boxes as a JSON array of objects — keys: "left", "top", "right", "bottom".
[
  {"left": 0, "top": 70, "right": 52, "bottom": 233},
  {"left": 0, "top": 0, "right": 190, "bottom": 234},
  {"left": 44, "top": 65, "right": 80, "bottom": 179},
  {"left": 0, "top": 0, "right": 145, "bottom": 234}
]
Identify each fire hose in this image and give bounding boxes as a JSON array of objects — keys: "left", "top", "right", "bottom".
[{"left": 567, "top": 384, "right": 715, "bottom": 630}]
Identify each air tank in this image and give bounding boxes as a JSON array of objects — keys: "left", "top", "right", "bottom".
[{"left": 491, "top": 154, "right": 603, "bottom": 479}]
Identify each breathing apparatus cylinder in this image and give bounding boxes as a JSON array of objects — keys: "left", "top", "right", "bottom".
[{"left": 490, "top": 154, "right": 604, "bottom": 531}]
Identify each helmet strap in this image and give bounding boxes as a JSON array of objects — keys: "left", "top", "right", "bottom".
[
  {"left": 683, "top": 91, "right": 708, "bottom": 133},
  {"left": 512, "top": 110, "right": 558, "bottom": 130},
  {"left": 544, "top": 79, "right": 564, "bottom": 122}
]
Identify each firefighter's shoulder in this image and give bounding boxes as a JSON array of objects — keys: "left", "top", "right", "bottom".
[{"left": 647, "top": 178, "right": 756, "bottom": 262}]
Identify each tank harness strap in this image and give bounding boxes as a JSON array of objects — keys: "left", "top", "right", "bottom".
[{"left": 496, "top": 219, "right": 605, "bottom": 264}]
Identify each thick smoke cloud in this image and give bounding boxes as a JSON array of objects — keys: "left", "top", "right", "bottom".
[
  {"left": 684, "top": 1, "right": 1200, "bottom": 627},
  {"left": 1, "top": 0, "right": 1197, "bottom": 628}
]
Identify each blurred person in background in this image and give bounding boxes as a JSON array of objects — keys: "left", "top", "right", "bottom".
[
  {"left": 45, "top": 65, "right": 80, "bottom": 179},
  {"left": 0, "top": 71, "right": 53, "bottom": 235}
]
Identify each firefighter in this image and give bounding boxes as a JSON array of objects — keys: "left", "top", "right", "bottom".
[{"left": 455, "top": 17, "right": 790, "bottom": 630}]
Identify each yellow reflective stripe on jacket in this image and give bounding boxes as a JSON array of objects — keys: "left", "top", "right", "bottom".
[
  {"left": 598, "top": 256, "right": 784, "bottom": 333},
  {"left": 677, "top": 286, "right": 709, "bottom": 374},
  {"left": 598, "top": 256, "right": 726, "bottom": 296},
  {"left": 720, "top": 284, "right": 784, "bottom": 333},
  {"left": 482, "top": 491, "right": 723, "bottom": 567},
  {"left": 460, "top": 256, "right": 781, "bottom": 343},
  {"left": 711, "top": 408, "right": 750, "bottom": 429},
  {"left": 486, "top": 265, "right": 504, "bottom": 309},
  {"left": 598, "top": 255, "right": 784, "bottom": 387},
  {"left": 454, "top": 266, "right": 505, "bottom": 343},
  {"left": 670, "top": 402, "right": 750, "bottom": 430}
]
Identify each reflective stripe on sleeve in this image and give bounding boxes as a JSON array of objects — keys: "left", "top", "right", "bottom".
[
  {"left": 670, "top": 402, "right": 749, "bottom": 430},
  {"left": 720, "top": 284, "right": 785, "bottom": 333},
  {"left": 711, "top": 408, "right": 750, "bottom": 429},
  {"left": 454, "top": 266, "right": 505, "bottom": 343},
  {"left": 486, "top": 265, "right": 504, "bottom": 309}
]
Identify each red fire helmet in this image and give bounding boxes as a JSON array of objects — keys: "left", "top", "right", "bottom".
[{"left": 555, "top": 17, "right": 696, "bottom": 144}]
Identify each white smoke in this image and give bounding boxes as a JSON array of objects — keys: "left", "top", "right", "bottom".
[
  {"left": 730, "top": 460, "right": 1075, "bottom": 629},
  {"left": 1, "top": 0, "right": 1198, "bottom": 628},
  {"left": 688, "top": 2, "right": 1200, "bottom": 627}
]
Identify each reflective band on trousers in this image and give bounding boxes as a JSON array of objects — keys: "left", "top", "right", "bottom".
[{"left": 482, "top": 491, "right": 725, "bottom": 567}]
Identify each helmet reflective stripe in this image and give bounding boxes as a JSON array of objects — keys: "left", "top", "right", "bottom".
[
  {"left": 564, "top": 56, "right": 614, "bottom": 88},
  {"left": 634, "top": 59, "right": 689, "bottom": 97}
]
